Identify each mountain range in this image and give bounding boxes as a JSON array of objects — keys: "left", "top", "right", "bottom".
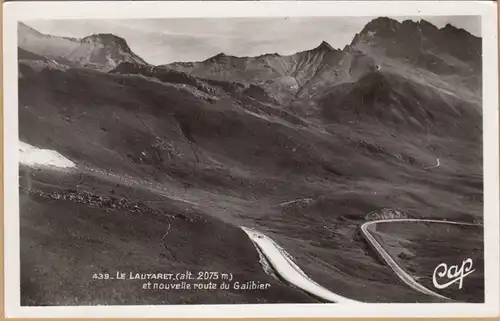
[{"left": 18, "top": 18, "right": 482, "bottom": 130}]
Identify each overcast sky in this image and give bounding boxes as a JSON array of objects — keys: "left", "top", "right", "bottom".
[{"left": 24, "top": 16, "right": 480, "bottom": 65}]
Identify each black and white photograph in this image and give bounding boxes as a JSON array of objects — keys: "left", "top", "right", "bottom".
[{"left": 3, "top": 1, "right": 499, "bottom": 318}]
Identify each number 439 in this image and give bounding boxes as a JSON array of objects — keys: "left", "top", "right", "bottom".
[{"left": 92, "top": 273, "right": 110, "bottom": 280}]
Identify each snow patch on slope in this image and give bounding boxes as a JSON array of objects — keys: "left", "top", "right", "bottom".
[{"left": 19, "top": 141, "right": 75, "bottom": 168}]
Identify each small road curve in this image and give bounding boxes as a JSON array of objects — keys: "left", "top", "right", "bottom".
[
  {"left": 361, "top": 219, "right": 482, "bottom": 301},
  {"left": 241, "top": 226, "right": 362, "bottom": 304}
]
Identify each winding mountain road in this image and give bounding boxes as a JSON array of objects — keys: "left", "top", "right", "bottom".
[
  {"left": 242, "top": 219, "right": 481, "bottom": 303},
  {"left": 361, "top": 219, "right": 480, "bottom": 301},
  {"left": 241, "top": 227, "right": 361, "bottom": 303}
]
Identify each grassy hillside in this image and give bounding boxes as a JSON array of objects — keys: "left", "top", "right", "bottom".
[
  {"left": 19, "top": 58, "right": 482, "bottom": 303},
  {"left": 20, "top": 167, "right": 315, "bottom": 305}
]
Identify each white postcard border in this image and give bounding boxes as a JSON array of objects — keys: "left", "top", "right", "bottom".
[{"left": 3, "top": 1, "right": 499, "bottom": 318}]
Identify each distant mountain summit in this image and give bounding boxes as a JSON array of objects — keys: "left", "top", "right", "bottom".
[
  {"left": 73, "top": 33, "right": 146, "bottom": 70},
  {"left": 351, "top": 17, "right": 481, "bottom": 72},
  {"left": 81, "top": 33, "right": 131, "bottom": 49},
  {"left": 18, "top": 22, "right": 146, "bottom": 71},
  {"left": 282, "top": 17, "right": 482, "bottom": 122},
  {"left": 313, "top": 41, "right": 336, "bottom": 52},
  {"left": 164, "top": 41, "right": 341, "bottom": 104}
]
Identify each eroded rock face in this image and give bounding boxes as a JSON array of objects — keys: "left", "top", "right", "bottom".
[
  {"left": 164, "top": 41, "right": 342, "bottom": 105},
  {"left": 365, "top": 207, "right": 410, "bottom": 221}
]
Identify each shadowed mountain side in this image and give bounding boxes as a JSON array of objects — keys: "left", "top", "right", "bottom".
[
  {"left": 19, "top": 63, "right": 482, "bottom": 218},
  {"left": 18, "top": 66, "right": 390, "bottom": 189},
  {"left": 318, "top": 71, "right": 481, "bottom": 140},
  {"left": 109, "top": 61, "right": 280, "bottom": 105}
]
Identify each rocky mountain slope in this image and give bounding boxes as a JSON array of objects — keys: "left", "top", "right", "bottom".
[
  {"left": 164, "top": 41, "right": 342, "bottom": 104},
  {"left": 351, "top": 17, "right": 481, "bottom": 75},
  {"left": 18, "top": 22, "right": 146, "bottom": 71},
  {"left": 288, "top": 18, "right": 481, "bottom": 119}
]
